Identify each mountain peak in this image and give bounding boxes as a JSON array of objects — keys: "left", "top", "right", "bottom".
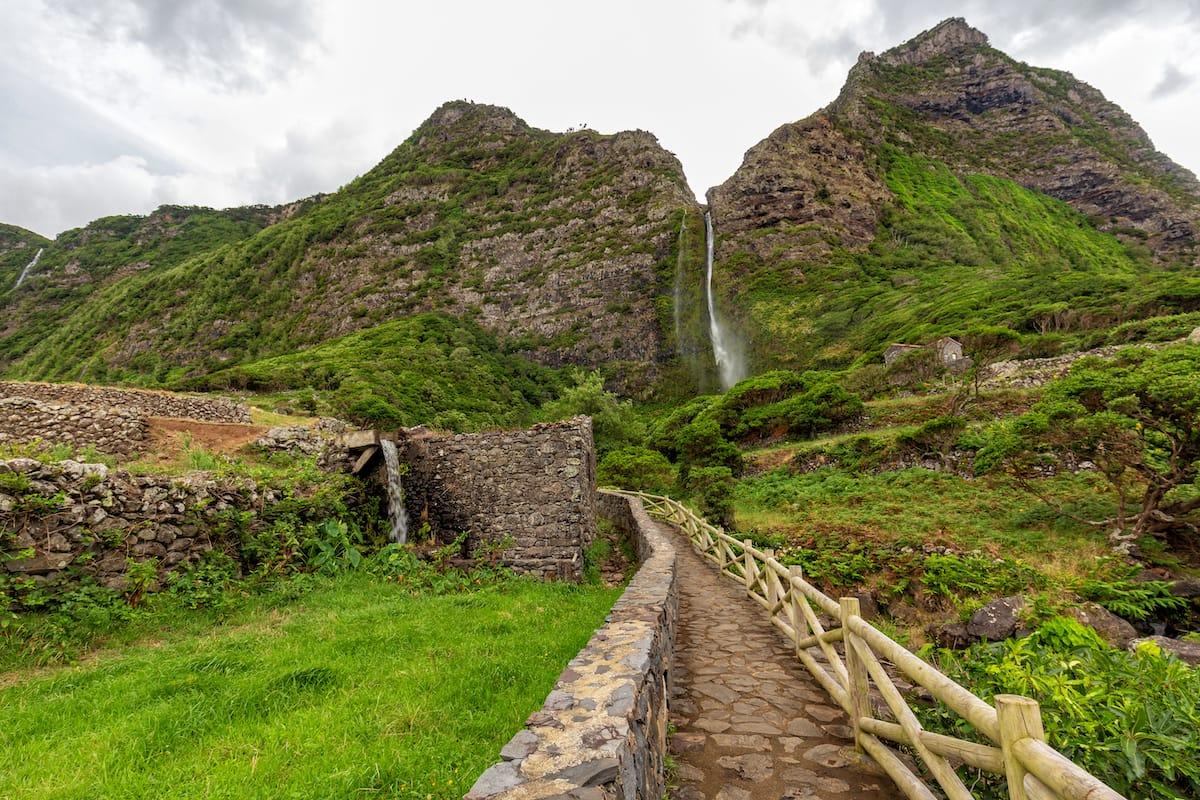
[
  {"left": 419, "top": 101, "right": 530, "bottom": 140},
  {"left": 879, "top": 17, "right": 989, "bottom": 66}
]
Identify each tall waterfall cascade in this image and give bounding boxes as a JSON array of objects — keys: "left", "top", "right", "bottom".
[
  {"left": 379, "top": 439, "right": 410, "bottom": 544},
  {"left": 13, "top": 248, "right": 43, "bottom": 289},
  {"left": 704, "top": 213, "right": 746, "bottom": 390}
]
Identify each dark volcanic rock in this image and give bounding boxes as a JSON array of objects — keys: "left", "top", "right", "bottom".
[
  {"left": 967, "top": 595, "right": 1027, "bottom": 641},
  {"left": 1129, "top": 635, "right": 1200, "bottom": 665}
]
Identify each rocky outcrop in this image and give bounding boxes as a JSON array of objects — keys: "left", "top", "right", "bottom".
[
  {"left": 838, "top": 17, "right": 1200, "bottom": 256},
  {"left": 707, "top": 115, "right": 891, "bottom": 269},
  {"left": 0, "top": 381, "right": 251, "bottom": 423}
]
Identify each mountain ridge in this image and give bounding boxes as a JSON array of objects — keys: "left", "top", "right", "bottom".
[{"left": 3, "top": 18, "right": 1200, "bottom": 410}]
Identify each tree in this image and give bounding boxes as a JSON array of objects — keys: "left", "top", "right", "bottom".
[
  {"left": 961, "top": 325, "right": 1021, "bottom": 397},
  {"left": 540, "top": 370, "right": 645, "bottom": 458},
  {"left": 979, "top": 345, "right": 1200, "bottom": 554}
]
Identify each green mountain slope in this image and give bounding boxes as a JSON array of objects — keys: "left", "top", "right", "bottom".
[
  {"left": 708, "top": 18, "right": 1200, "bottom": 374},
  {"left": 0, "top": 102, "right": 701, "bottom": 395},
  {"left": 181, "top": 313, "right": 563, "bottom": 431}
]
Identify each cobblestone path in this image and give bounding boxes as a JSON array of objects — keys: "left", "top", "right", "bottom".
[{"left": 667, "top": 537, "right": 903, "bottom": 800}]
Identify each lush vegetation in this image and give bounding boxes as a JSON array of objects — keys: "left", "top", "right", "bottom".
[
  {"left": 923, "top": 618, "right": 1200, "bottom": 800},
  {"left": 182, "top": 313, "right": 565, "bottom": 431},
  {"left": 718, "top": 147, "right": 1200, "bottom": 376},
  {"left": 0, "top": 565, "right": 619, "bottom": 799},
  {"left": 978, "top": 345, "right": 1200, "bottom": 549}
]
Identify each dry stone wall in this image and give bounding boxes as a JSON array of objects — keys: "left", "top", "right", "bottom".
[
  {"left": 0, "top": 457, "right": 288, "bottom": 591},
  {"left": 0, "top": 397, "right": 149, "bottom": 457},
  {"left": 0, "top": 381, "right": 251, "bottom": 423},
  {"left": 466, "top": 491, "right": 678, "bottom": 800},
  {"left": 394, "top": 417, "right": 598, "bottom": 581}
]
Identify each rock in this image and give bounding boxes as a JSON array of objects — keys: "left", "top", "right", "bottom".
[
  {"left": 1067, "top": 603, "right": 1139, "bottom": 648},
  {"left": 1129, "top": 636, "right": 1200, "bottom": 665},
  {"left": 1169, "top": 578, "right": 1200, "bottom": 598},
  {"left": 926, "top": 620, "right": 975, "bottom": 649},
  {"left": 967, "top": 596, "right": 1027, "bottom": 641}
]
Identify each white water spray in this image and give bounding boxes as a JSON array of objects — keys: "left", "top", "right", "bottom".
[
  {"left": 380, "top": 439, "right": 409, "bottom": 544},
  {"left": 13, "top": 248, "right": 43, "bottom": 289},
  {"left": 704, "top": 213, "right": 746, "bottom": 390}
]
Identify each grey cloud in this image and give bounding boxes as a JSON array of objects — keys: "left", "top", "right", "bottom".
[
  {"left": 0, "top": 68, "right": 181, "bottom": 171},
  {"left": 723, "top": 0, "right": 1200, "bottom": 73},
  {"left": 48, "top": 0, "right": 320, "bottom": 90},
  {"left": 1151, "top": 63, "right": 1195, "bottom": 99}
]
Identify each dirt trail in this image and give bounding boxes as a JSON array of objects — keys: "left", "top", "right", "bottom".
[{"left": 143, "top": 417, "right": 270, "bottom": 464}]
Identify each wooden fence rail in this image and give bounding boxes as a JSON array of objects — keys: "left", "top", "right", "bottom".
[{"left": 612, "top": 489, "right": 1125, "bottom": 800}]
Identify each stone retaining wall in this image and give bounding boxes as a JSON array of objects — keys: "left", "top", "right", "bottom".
[
  {"left": 0, "top": 397, "right": 151, "bottom": 457},
  {"left": 0, "top": 381, "right": 251, "bottom": 423},
  {"left": 0, "top": 457, "right": 306, "bottom": 591},
  {"left": 395, "top": 417, "right": 598, "bottom": 581},
  {"left": 466, "top": 491, "right": 678, "bottom": 800}
]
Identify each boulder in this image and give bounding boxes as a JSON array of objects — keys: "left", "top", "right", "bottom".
[
  {"left": 967, "top": 596, "right": 1027, "bottom": 641},
  {"left": 926, "top": 621, "right": 974, "bottom": 649},
  {"left": 1067, "top": 602, "right": 1139, "bottom": 648},
  {"left": 1128, "top": 635, "right": 1200, "bottom": 665}
]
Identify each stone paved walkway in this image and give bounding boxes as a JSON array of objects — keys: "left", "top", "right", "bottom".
[{"left": 667, "top": 534, "right": 903, "bottom": 800}]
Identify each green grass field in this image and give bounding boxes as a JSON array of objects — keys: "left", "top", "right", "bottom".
[{"left": 0, "top": 574, "right": 620, "bottom": 800}]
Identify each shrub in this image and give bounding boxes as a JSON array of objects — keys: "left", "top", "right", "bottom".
[
  {"left": 597, "top": 446, "right": 676, "bottom": 494},
  {"left": 925, "top": 617, "right": 1200, "bottom": 800}
]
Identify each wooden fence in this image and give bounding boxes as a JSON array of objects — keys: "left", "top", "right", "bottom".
[{"left": 613, "top": 490, "right": 1125, "bottom": 800}]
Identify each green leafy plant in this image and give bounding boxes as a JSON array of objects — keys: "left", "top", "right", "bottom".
[{"left": 305, "top": 519, "right": 364, "bottom": 574}]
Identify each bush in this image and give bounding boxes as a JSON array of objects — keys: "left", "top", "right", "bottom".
[
  {"left": 685, "top": 465, "right": 736, "bottom": 530},
  {"left": 597, "top": 446, "right": 675, "bottom": 494},
  {"left": 925, "top": 617, "right": 1200, "bottom": 800}
]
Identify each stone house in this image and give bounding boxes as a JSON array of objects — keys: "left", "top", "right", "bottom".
[
  {"left": 935, "top": 337, "right": 965, "bottom": 363},
  {"left": 883, "top": 338, "right": 967, "bottom": 366}
]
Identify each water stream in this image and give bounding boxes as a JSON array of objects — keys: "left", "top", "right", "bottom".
[
  {"left": 704, "top": 213, "right": 745, "bottom": 390},
  {"left": 13, "top": 247, "right": 43, "bottom": 289},
  {"left": 379, "top": 439, "right": 410, "bottom": 544}
]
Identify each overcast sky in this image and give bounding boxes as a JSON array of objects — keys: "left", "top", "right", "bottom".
[{"left": 2, "top": 0, "right": 1198, "bottom": 238}]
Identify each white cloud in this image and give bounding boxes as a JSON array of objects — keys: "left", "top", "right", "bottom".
[{"left": 1, "top": 0, "right": 1198, "bottom": 236}]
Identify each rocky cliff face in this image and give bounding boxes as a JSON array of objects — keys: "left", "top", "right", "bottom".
[
  {"left": 1, "top": 102, "right": 701, "bottom": 394},
  {"left": 287, "top": 102, "right": 698, "bottom": 379},
  {"left": 706, "top": 17, "right": 1200, "bottom": 373}
]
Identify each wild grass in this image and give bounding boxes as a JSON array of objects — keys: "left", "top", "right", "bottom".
[
  {"left": 0, "top": 572, "right": 620, "bottom": 799},
  {"left": 733, "top": 466, "right": 1113, "bottom": 597}
]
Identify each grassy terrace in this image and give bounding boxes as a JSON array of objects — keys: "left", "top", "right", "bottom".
[{"left": 0, "top": 573, "right": 621, "bottom": 800}]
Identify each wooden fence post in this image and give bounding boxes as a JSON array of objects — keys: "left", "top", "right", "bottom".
[
  {"left": 996, "top": 694, "right": 1044, "bottom": 800},
  {"left": 764, "top": 549, "right": 778, "bottom": 611},
  {"left": 743, "top": 539, "right": 755, "bottom": 595},
  {"left": 840, "top": 597, "right": 870, "bottom": 753},
  {"left": 788, "top": 566, "right": 806, "bottom": 645}
]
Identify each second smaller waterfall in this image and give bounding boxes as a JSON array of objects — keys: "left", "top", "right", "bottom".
[
  {"left": 380, "top": 439, "right": 410, "bottom": 544},
  {"left": 13, "top": 248, "right": 43, "bottom": 289}
]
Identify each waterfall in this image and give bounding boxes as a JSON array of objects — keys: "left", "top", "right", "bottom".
[
  {"left": 13, "top": 247, "right": 43, "bottom": 289},
  {"left": 379, "top": 439, "right": 409, "bottom": 544},
  {"left": 673, "top": 212, "right": 687, "bottom": 356},
  {"left": 704, "top": 213, "right": 746, "bottom": 390}
]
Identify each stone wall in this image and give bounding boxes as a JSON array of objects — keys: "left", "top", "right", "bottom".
[
  {"left": 0, "top": 381, "right": 251, "bottom": 423},
  {"left": 0, "top": 457, "right": 292, "bottom": 591},
  {"left": 466, "top": 491, "right": 678, "bottom": 800},
  {"left": 394, "top": 417, "right": 598, "bottom": 581},
  {"left": 0, "top": 397, "right": 150, "bottom": 457}
]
